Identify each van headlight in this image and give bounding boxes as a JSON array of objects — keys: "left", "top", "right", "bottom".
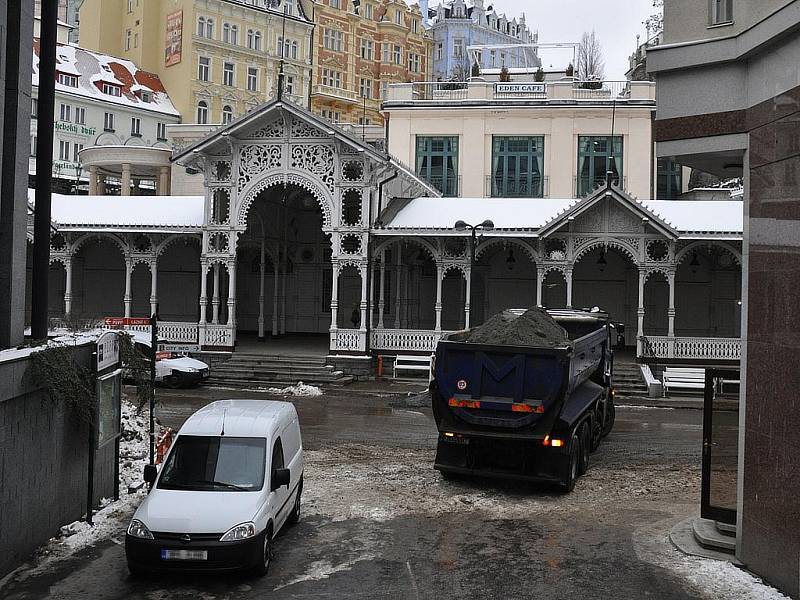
[
  {"left": 127, "top": 519, "right": 154, "bottom": 540},
  {"left": 220, "top": 522, "right": 256, "bottom": 542}
]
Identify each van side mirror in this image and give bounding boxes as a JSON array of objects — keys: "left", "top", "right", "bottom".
[
  {"left": 272, "top": 468, "right": 290, "bottom": 491},
  {"left": 144, "top": 464, "right": 157, "bottom": 486}
]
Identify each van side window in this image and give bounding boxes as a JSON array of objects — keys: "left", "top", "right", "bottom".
[{"left": 270, "top": 438, "right": 284, "bottom": 489}]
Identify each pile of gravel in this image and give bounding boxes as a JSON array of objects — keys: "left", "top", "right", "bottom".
[{"left": 448, "top": 308, "right": 571, "bottom": 348}]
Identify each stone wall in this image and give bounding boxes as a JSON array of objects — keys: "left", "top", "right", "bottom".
[{"left": 0, "top": 343, "right": 116, "bottom": 578}]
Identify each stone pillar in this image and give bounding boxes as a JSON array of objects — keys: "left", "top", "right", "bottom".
[
  {"left": 464, "top": 268, "right": 471, "bottom": 329},
  {"left": 149, "top": 260, "right": 158, "bottom": 316},
  {"left": 211, "top": 263, "right": 220, "bottom": 324},
  {"left": 64, "top": 258, "right": 73, "bottom": 318},
  {"left": 88, "top": 166, "right": 98, "bottom": 195},
  {"left": 435, "top": 263, "right": 443, "bottom": 332},
  {"left": 330, "top": 263, "right": 339, "bottom": 332},
  {"left": 158, "top": 166, "right": 170, "bottom": 195},
  {"left": 121, "top": 163, "right": 131, "bottom": 196},
  {"left": 565, "top": 267, "right": 573, "bottom": 308},
  {"left": 536, "top": 266, "right": 544, "bottom": 307},
  {"left": 272, "top": 261, "right": 280, "bottom": 336},
  {"left": 226, "top": 259, "right": 236, "bottom": 328},
  {"left": 637, "top": 269, "right": 646, "bottom": 356},
  {"left": 393, "top": 248, "right": 402, "bottom": 329},
  {"left": 131, "top": 177, "right": 139, "bottom": 196},
  {"left": 377, "top": 250, "right": 386, "bottom": 329},
  {"left": 199, "top": 260, "right": 209, "bottom": 324},
  {"left": 97, "top": 174, "right": 106, "bottom": 195},
  {"left": 123, "top": 259, "right": 132, "bottom": 317},
  {"left": 258, "top": 241, "right": 266, "bottom": 340}
]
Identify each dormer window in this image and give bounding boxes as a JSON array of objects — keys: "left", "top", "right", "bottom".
[
  {"left": 57, "top": 72, "right": 78, "bottom": 87},
  {"left": 102, "top": 83, "right": 122, "bottom": 96},
  {"left": 139, "top": 90, "right": 152, "bottom": 103}
]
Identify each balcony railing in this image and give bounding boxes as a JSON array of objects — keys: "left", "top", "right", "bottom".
[
  {"left": 419, "top": 173, "right": 461, "bottom": 197},
  {"left": 371, "top": 328, "right": 453, "bottom": 352},
  {"left": 641, "top": 336, "right": 742, "bottom": 361},
  {"left": 487, "top": 175, "right": 548, "bottom": 198},
  {"left": 313, "top": 84, "right": 359, "bottom": 102},
  {"left": 574, "top": 175, "right": 627, "bottom": 197},
  {"left": 571, "top": 80, "right": 631, "bottom": 100},
  {"left": 410, "top": 81, "right": 469, "bottom": 100}
]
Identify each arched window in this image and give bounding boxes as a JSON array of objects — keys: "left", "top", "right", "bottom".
[
  {"left": 197, "top": 16, "right": 206, "bottom": 37},
  {"left": 254, "top": 30, "right": 262, "bottom": 50},
  {"left": 230, "top": 24, "right": 239, "bottom": 45},
  {"left": 222, "top": 22, "right": 231, "bottom": 43},
  {"left": 221, "top": 105, "right": 233, "bottom": 124},
  {"left": 197, "top": 100, "right": 208, "bottom": 124},
  {"left": 277, "top": 36, "right": 284, "bottom": 57},
  {"left": 290, "top": 40, "right": 298, "bottom": 59}
]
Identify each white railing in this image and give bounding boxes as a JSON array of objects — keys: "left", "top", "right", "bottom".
[
  {"left": 370, "top": 328, "right": 453, "bottom": 352},
  {"left": 201, "top": 324, "right": 234, "bottom": 348},
  {"left": 331, "top": 328, "right": 365, "bottom": 352},
  {"left": 643, "top": 336, "right": 741, "bottom": 361},
  {"left": 100, "top": 321, "right": 198, "bottom": 343}
]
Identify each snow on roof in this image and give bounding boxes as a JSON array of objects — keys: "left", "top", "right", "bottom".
[
  {"left": 33, "top": 40, "right": 180, "bottom": 117},
  {"left": 381, "top": 197, "right": 743, "bottom": 235},
  {"left": 28, "top": 190, "right": 204, "bottom": 230}
]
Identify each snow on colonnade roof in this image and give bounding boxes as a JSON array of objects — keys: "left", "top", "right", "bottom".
[
  {"left": 27, "top": 190, "right": 204, "bottom": 231},
  {"left": 379, "top": 197, "right": 744, "bottom": 235},
  {"left": 32, "top": 40, "right": 180, "bottom": 117}
]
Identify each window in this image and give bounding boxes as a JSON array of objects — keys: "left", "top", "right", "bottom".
[
  {"left": 134, "top": 32, "right": 139, "bottom": 48},
  {"left": 291, "top": 41, "right": 298, "bottom": 59},
  {"left": 127, "top": 0, "right": 133, "bottom": 12},
  {"left": 247, "top": 67, "right": 258, "bottom": 91},
  {"left": 198, "top": 56, "right": 210, "bottom": 81},
  {"left": 394, "top": 9, "right": 402, "bottom": 24},
  {"left": 393, "top": 45, "right": 402, "bottom": 65},
  {"left": 270, "top": 439, "right": 285, "bottom": 491},
  {"left": 31, "top": 98, "right": 38, "bottom": 119},
  {"left": 103, "top": 83, "right": 121, "bottom": 96},
  {"left": 364, "top": 3, "right": 373, "bottom": 19},
  {"left": 500, "top": 52, "right": 506, "bottom": 66},
  {"left": 382, "top": 42, "right": 390, "bottom": 63},
  {"left": 381, "top": 80, "right": 388, "bottom": 99},
  {"left": 72, "top": 142, "right": 84, "bottom": 162},
  {"left": 323, "top": 28, "right": 344, "bottom": 52},
  {"left": 453, "top": 38, "right": 464, "bottom": 57},
  {"left": 416, "top": 136, "right": 459, "bottom": 197},
  {"left": 58, "top": 140, "right": 70, "bottom": 161},
  {"left": 490, "top": 50, "right": 496, "bottom": 67},
  {"left": 360, "top": 38, "right": 374, "bottom": 60},
  {"left": 330, "top": 0, "right": 340, "bottom": 8},
  {"left": 125, "top": 28, "right": 131, "bottom": 50},
  {"left": 436, "top": 43, "right": 442, "bottom": 61},
  {"left": 412, "top": 19, "right": 418, "bottom": 33},
  {"left": 140, "top": 90, "right": 151, "bottom": 103},
  {"left": 104, "top": 112, "right": 115, "bottom": 131},
  {"left": 59, "top": 103, "right": 71, "bottom": 122},
  {"left": 408, "top": 52, "right": 420, "bottom": 73},
  {"left": 657, "top": 157, "right": 683, "bottom": 199},
  {"left": 359, "top": 77, "right": 372, "bottom": 98},
  {"left": 710, "top": 0, "right": 733, "bottom": 24},
  {"left": 223, "top": 62, "right": 235, "bottom": 86},
  {"left": 197, "top": 100, "right": 209, "bottom": 124},
  {"left": 197, "top": 16, "right": 213, "bottom": 38},
  {"left": 74, "top": 106, "right": 85, "bottom": 125},
  {"left": 491, "top": 136, "right": 545, "bottom": 197},
  {"left": 358, "top": 117, "right": 371, "bottom": 125},
  {"left": 284, "top": 0, "right": 294, "bottom": 15},
  {"left": 247, "top": 29, "right": 261, "bottom": 50},
  {"left": 31, "top": 136, "right": 37, "bottom": 157},
  {"left": 321, "top": 109, "right": 341, "bottom": 122},
  {"left": 322, "top": 68, "right": 342, "bottom": 88},
  {"left": 577, "top": 136, "right": 623, "bottom": 196},
  {"left": 157, "top": 122, "right": 167, "bottom": 141},
  {"left": 130, "top": 117, "right": 141, "bottom": 136},
  {"left": 230, "top": 24, "right": 239, "bottom": 45},
  {"left": 57, "top": 72, "right": 78, "bottom": 87},
  {"left": 222, "top": 22, "right": 231, "bottom": 43},
  {"left": 286, "top": 75, "right": 295, "bottom": 94},
  {"left": 222, "top": 105, "right": 233, "bottom": 124}
]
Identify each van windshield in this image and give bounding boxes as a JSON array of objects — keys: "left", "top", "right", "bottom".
[{"left": 158, "top": 436, "right": 266, "bottom": 492}]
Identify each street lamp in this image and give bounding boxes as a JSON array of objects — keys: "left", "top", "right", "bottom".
[{"left": 454, "top": 219, "right": 494, "bottom": 327}]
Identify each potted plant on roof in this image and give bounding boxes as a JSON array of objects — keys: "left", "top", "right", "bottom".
[{"left": 499, "top": 65, "right": 511, "bottom": 82}]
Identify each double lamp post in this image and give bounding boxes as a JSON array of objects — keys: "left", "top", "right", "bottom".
[{"left": 454, "top": 219, "right": 494, "bottom": 328}]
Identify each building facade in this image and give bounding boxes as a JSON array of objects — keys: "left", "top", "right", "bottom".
[
  {"left": 78, "top": 0, "right": 314, "bottom": 124},
  {"left": 31, "top": 40, "right": 180, "bottom": 195},
  {"left": 310, "top": 0, "right": 432, "bottom": 126},
  {"left": 383, "top": 79, "right": 657, "bottom": 200},
  {"left": 648, "top": 1, "right": 800, "bottom": 596},
  {"left": 428, "top": 0, "right": 538, "bottom": 80}
]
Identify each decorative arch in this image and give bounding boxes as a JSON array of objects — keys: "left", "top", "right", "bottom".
[
  {"left": 236, "top": 172, "right": 334, "bottom": 230},
  {"left": 643, "top": 266, "right": 673, "bottom": 282},
  {"left": 156, "top": 234, "right": 201, "bottom": 257},
  {"left": 541, "top": 264, "right": 568, "bottom": 277},
  {"left": 442, "top": 263, "right": 468, "bottom": 278},
  {"left": 475, "top": 238, "right": 539, "bottom": 264},
  {"left": 335, "top": 258, "right": 365, "bottom": 274},
  {"left": 373, "top": 237, "right": 439, "bottom": 263},
  {"left": 675, "top": 241, "right": 742, "bottom": 266},
  {"left": 573, "top": 238, "right": 639, "bottom": 266},
  {"left": 236, "top": 239, "right": 278, "bottom": 266},
  {"left": 49, "top": 255, "right": 69, "bottom": 267},
  {"left": 71, "top": 232, "right": 128, "bottom": 258}
]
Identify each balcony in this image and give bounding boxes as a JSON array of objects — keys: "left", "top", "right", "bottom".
[
  {"left": 384, "top": 80, "right": 656, "bottom": 106},
  {"left": 312, "top": 84, "right": 359, "bottom": 103},
  {"left": 486, "top": 175, "right": 549, "bottom": 198}
]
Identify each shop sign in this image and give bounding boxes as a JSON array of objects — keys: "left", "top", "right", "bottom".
[
  {"left": 494, "top": 82, "right": 546, "bottom": 94},
  {"left": 165, "top": 10, "right": 183, "bottom": 66},
  {"left": 55, "top": 121, "right": 97, "bottom": 137}
]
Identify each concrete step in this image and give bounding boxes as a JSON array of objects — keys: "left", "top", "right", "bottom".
[
  {"left": 207, "top": 375, "right": 354, "bottom": 389},
  {"left": 692, "top": 518, "right": 736, "bottom": 554},
  {"left": 210, "top": 370, "right": 345, "bottom": 382}
]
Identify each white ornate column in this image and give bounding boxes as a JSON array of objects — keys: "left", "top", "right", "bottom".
[
  {"left": 272, "top": 261, "right": 280, "bottom": 336},
  {"left": 667, "top": 269, "right": 676, "bottom": 358},
  {"left": 63, "top": 257, "right": 73, "bottom": 318},
  {"left": 279, "top": 260, "right": 287, "bottom": 335},
  {"left": 536, "top": 266, "right": 544, "bottom": 307},
  {"left": 123, "top": 259, "right": 132, "bottom": 317},
  {"left": 393, "top": 248, "right": 401, "bottom": 329},
  {"left": 565, "top": 267, "right": 573, "bottom": 309},
  {"left": 435, "top": 263, "right": 443, "bottom": 332},
  {"left": 330, "top": 262, "right": 340, "bottom": 336},
  {"left": 199, "top": 260, "right": 209, "bottom": 325},
  {"left": 211, "top": 263, "right": 220, "bottom": 324},
  {"left": 226, "top": 259, "right": 236, "bottom": 328},
  {"left": 359, "top": 262, "right": 368, "bottom": 351},
  {"left": 377, "top": 250, "right": 386, "bottom": 329},
  {"left": 637, "top": 269, "right": 646, "bottom": 357},
  {"left": 149, "top": 259, "right": 158, "bottom": 316},
  {"left": 258, "top": 240, "right": 266, "bottom": 340},
  {"left": 464, "top": 268, "right": 472, "bottom": 329}
]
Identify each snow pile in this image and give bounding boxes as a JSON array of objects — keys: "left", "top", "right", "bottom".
[{"left": 266, "top": 382, "right": 323, "bottom": 397}]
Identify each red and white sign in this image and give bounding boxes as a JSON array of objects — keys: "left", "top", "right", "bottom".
[
  {"left": 155, "top": 351, "right": 172, "bottom": 360},
  {"left": 456, "top": 379, "right": 468, "bottom": 391},
  {"left": 104, "top": 317, "right": 151, "bottom": 326}
]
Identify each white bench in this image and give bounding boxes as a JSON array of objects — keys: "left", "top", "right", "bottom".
[
  {"left": 393, "top": 355, "right": 433, "bottom": 380},
  {"left": 662, "top": 367, "right": 705, "bottom": 396}
]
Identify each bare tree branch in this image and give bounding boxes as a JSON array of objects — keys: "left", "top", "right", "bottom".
[{"left": 577, "top": 30, "right": 605, "bottom": 82}]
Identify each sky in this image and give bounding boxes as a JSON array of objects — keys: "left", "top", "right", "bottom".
[{"left": 486, "top": 0, "right": 657, "bottom": 80}]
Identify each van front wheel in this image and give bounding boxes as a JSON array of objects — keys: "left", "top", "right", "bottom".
[{"left": 253, "top": 528, "right": 273, "bottom": 576}]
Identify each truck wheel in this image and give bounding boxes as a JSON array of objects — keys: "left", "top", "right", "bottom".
[
  {"left": 163, "top": 374, "right": 181, "bottom": 389},
  {"left": 578, "top": 423, "right": 590, "bottom": 475},
  {"left": 590, "top": 408, "right": 602, "bottom": 452},
  {"left": 601, "top": 398, "right": 616, "bottom": 437},
  {"left": 558, "top": 432, "right": 580, "bottom": 493}
]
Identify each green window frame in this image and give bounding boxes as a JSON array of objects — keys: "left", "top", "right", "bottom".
[
  {"left": 415, "top": 136, "right": 459, "bottom": 197},
  {"left": 657, "top": 157, "right": 683, "bottom": 199},
  {"left": 491, "top": 136, "right": 544, "bottom": 197},
  {"left": 577, "top": 135, "right": 623, "bottom": 196}
]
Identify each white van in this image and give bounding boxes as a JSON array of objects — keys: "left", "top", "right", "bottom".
[{"left": 125, "top": 400, "right": 303, "bottom": 576}]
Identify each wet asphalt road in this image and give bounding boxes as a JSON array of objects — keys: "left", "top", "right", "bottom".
[{"left": 0, "top": 383, "right": 717, "bottom": 600}]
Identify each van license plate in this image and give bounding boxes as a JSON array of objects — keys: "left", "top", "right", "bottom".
[{"left": 161, "top": 549, "right": 208, "bottom": 561}]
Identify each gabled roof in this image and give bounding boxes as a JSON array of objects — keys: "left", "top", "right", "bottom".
[{"left": 172, "top": 98, "right": 440, "bottom": 198}]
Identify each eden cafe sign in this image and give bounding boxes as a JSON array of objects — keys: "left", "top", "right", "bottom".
[
  {"left": 494, "top": 82, "right": 546, "bottom": 94},
  {"left": 55, "top": 121, "right": 97, "bottom": 138}
]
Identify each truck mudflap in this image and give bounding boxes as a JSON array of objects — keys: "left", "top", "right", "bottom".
[{"left": 434, "top": 434, "right": 569, "bottom": 484}]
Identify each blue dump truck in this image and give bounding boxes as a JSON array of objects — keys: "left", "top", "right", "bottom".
[{"left": 431, "top": 308, "right": 615, "bottom": 492}]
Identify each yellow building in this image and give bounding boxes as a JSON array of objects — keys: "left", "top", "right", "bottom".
[
  {"left": 311, "top": 0, "right": 432, "bottom": 125},
  {"left": 79, "top": 0, "right": 314, "bottom": 124}
]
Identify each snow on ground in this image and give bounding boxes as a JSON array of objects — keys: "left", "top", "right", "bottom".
[{"left": 265, "top": 382, "right": 323, "bottom": 397}]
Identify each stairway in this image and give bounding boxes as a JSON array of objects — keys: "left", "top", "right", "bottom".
[
  {"left": 612, "top": 362, "right": 649, "bottom": 400},
  {"left": 203, "top": 352, "right": 353, "bottom": 388}
]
